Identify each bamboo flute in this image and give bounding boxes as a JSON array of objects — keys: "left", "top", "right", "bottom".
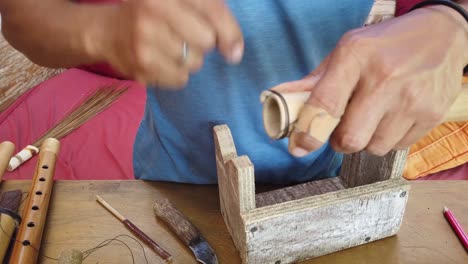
[{"left": 10, "top": 138, "right": 60, "bottom": 264}]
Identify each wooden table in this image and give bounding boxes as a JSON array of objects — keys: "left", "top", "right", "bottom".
[{"left": 1, "top": 180, "right": 467, "bottom": 264}]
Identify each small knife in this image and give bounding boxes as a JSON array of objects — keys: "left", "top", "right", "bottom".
[{"left": 154, "top": 198, "right": 218, "bottom": 264}]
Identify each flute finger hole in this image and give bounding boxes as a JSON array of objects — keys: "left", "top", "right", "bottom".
[
  {"left": 36, "top": 191, "right": 43, "bottom": 195},
  {"left": 32, "top": 205, "right": 39, "bottom": 210},
  {"left": 42, "top": 165, "right": 49, "bottom": 169},
  {"left": 27, "top": 222, "right": 35, "bottom": 227},
  {"left": 39, "top": 178, "right": 46, "bottom": 182},
  {"left": 22, "top": 240, "right": 31, "bottom": 246}
]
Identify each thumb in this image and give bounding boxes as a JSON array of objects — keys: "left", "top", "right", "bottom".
[
  {"left": 288, "top": 47, "right": 360, "bottom": 157},
  {"left": 271, "top": 55, "right": 330, "bottom": 93}
]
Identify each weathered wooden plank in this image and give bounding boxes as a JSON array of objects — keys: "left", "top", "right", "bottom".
[
  {"left": 255, "top": 177, "right": 345, "bottom": 208},
  {"left": 340, "top": 150, "right": 408, "bottom": 188},
  {"left": 243, "top": 181, "right": 410, "bottom": 264},
  {"left": 245, "top": 178, "right": 408, "bottom": 222},
  {"left": 364, "top": 0, "right": 396, "bottom": 26},
  {"left": 213, "top": 125, "right": 256, "bottom": 262}
]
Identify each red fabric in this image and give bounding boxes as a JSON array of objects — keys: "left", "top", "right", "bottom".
[
  {"left": 0, "top": 69, "right": 146, "bottom": 180},
  {"left": 418, "top": 163, "right": 468, "bottom": 180},
  {"left": 396, "top": 0, "right": 424, "bottom": 16}
]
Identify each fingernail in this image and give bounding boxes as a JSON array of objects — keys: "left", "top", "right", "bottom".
[
  {"left": 229, "top": 42, "right": 243, "bottom": 64},
  {"left": 291, "top": 147, "right": 309, "bottom": 157}
]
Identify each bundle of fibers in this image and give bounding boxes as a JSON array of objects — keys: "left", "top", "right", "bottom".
[{"left": 8, "top": 84, "right": 129, "bottom": 171}]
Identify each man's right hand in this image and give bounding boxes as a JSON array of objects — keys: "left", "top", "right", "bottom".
[{"left": 94, "top": 0, "right": 244, "bottom": 88}]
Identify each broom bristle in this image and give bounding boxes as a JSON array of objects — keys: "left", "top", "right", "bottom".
[{"left": 33, "top": 84, "right": 129, "bottom": 147}]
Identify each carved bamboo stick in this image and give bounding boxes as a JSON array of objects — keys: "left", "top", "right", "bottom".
[
  {"left": 10, "top": 138, "right": 60, "bottom": 264},
  {"left": 261, "top": 85, "right": 468, "bottom": 140}
]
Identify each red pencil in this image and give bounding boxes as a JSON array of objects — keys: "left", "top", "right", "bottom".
[{"left": 443, "top": 206, "right": 468, "bottom": 252}]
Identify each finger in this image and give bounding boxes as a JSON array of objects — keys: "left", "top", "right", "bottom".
[
  {"left": 329, "top": 88, "right": 386, "bottom": 154},
  {"left": 304, "top": 54, "right": 331, "bottom": 79},
  {"left": 182, "top": 0, "right": 244, "bottom": 64},
  {"left": 364, "top": 113, "right": 414, "bottom": 156},
  {"left": 181, "top": 45, "right": 205, "bottom": 73},
  {"left": 289, "top": 45, "right": 361, "bottom": 157},
  {"left": 154, "top": 0, "right": 216, "bottom": 53},
  {"left": 138, "top": 20, "right": 204, "bottom": 73},
  {"left": 272, "top": 55, "right": 330, "bottom": 93},
  {"left": 270, "top": 78, "right": 320, "bottom": 94},
  {"left": 394, "top": 123, "right": 434, "bottom": 150},
  {"left": 136, "top": 47, "right": 190, "bottom": 88}
]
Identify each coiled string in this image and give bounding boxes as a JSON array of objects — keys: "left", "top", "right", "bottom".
[{"left": 0, "top": 192, "right": 150, "bottom": 263}]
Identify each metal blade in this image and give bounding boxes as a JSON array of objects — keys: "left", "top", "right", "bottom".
[{"left": 189, "top": 239, "right": 218, "bottom": 264}]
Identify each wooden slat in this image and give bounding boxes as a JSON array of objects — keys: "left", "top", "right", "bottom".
[
  {"left": 340, "top": 150, "right": 408, "bottom": 188},
  {"left": 243, "top": 181, "right": 409, "bottom": 264},
  {"left": 255, "top": 177, "right": 345, "bottom": 208}
]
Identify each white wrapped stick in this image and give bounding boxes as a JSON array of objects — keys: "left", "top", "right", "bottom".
[{"left": 7, "top": 145, "right": 39, "bottom": 171}]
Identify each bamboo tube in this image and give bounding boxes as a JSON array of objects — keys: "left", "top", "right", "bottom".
[
  {"left": 10, "top": 138, "right": 60, "bottom": 264},
  {"left": 261, "top": 86, "right": 468, "bottom": 140},
  {"left": 0, "top": 190, "right": 22, "bottom": 263},
  {"left": 0, "top": 142, "right": 18, "bottom": 263},
  {"left": 0, "top": 142, "right": 15, "bottom": 179}
]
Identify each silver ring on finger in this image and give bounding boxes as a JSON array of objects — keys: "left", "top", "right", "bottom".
[{"left": 181, "top": 41, "right": 189, "bottom": 64}]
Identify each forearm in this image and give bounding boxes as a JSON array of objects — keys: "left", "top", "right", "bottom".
[{"left": 0, "top": 0, "right": 117, "bottom": 68}]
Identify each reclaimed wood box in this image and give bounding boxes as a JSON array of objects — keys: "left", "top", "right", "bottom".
[{"left": 214, "top": 125, "right": 410, "bottom": 264}]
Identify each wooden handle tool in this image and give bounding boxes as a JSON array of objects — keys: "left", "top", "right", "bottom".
[
  {"left": 154, "top": 198, "right": 218, "bottom": 264},
  {"left": 96, "top": 195, "right": 172, "bottom": 263}
]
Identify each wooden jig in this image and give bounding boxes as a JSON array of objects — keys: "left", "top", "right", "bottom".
[
  {"left": 10, "top": 138, "right": 60, "bottom": 264},
  {"left": 214, "top": 125, "right": 410, "bottom": 263}
]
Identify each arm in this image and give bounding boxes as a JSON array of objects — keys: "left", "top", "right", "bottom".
[
  {"left": 0, "top": 0, "right": 114, "bottom": 68},
  {"left": 0, "top": 0, "right": 244, "bottom": 88}
]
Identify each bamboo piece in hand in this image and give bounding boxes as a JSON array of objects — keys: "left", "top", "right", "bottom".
[
  {"left": 96, "top": 195, "right": 172, "bottom": 263},
  {"left": 261, "top": 86, "right": 468, "bottom": 140},
  {"left": 10, "top": 138, "right": 60, "bottom": 264}
]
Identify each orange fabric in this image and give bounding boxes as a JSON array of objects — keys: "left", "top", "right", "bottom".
[{"left": 404, "top": 122, "right": 468, "bottom": 179}]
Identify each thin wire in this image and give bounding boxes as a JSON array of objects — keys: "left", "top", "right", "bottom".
[
  {"left": 0, "top": 219, "right": 59, "bottom": 261},
  {"left": 0, "top": 215, "right": 150, "bottom": 263},
  {"left": 82, "top": 234, "right": 149, "bottom": 264},
  {"left": 19, "top": 191, "right": 29, "bottom": 207},
  {"left": 82, "top": 238, "right": 135, "bottom": 264}
]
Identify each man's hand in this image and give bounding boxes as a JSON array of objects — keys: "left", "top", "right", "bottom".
[
  {"left": 275, "top": 4, "right": 468, "bottom": 157},
  {"left": 97, "top": 0, "right": 243, "bottom": 88},
  {"left": 1, "top": 0, "right": 243, "bottom": 88}
]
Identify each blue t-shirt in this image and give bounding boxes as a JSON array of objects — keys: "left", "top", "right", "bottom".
[{"left": 133, "top": 0, "right": 374, "bottom": 184}]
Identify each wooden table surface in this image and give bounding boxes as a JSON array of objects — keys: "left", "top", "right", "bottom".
[{"left": 1, "top": 180, "right": 467, "bottom": 264}]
